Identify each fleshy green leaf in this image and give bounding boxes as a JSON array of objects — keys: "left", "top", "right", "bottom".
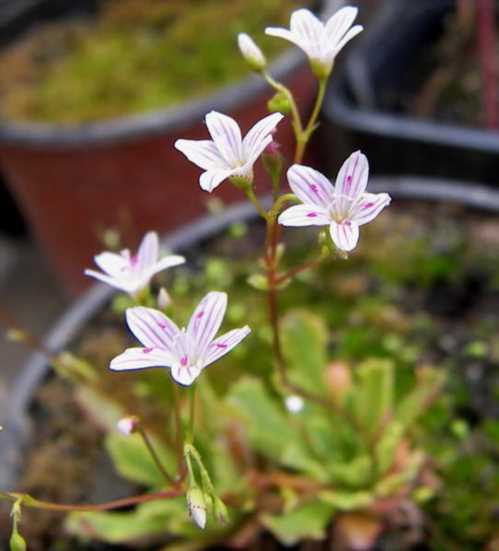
[
  {"left": 106, "top": 432, "right": 176, "bottom": 488},
  {"left": 318, "top": 490, "right": 373, "bottom": 511},
  {"left": 228, "top": 378, "right": 324, "bottom": 479},
  {"left": 281, "top": 310, "right": 328, "bottom": 396},
  {"left": 354, "top": 359, "right": 394, "bottom": 435},
  {"left": 261, "top": 500, "right": 334, "bottom": 546},
  {"left": 375, "top": 421, "right": 404, "bottom": 475}
]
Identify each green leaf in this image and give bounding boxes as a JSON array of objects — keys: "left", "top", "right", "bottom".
[
  {"left": 281, "top": 310, "right": 328, "bottom": 396},
  {"left": 318, "top": 490, "right": 373, "bottom": 511},
  {"left": 247, "top": 274, "right": 269, "bottom": 291},
  {"left": 395, "top": 368, "right": 445, "bottom": 430},
  {"left": 66, "top": 498, "right": 194, "bottom": 544},
  {"left": 375, "top": 421, "right": 404, "bottom": 475},
  {"left": 9, "top": 500, "right": 26, "bottom": 551},
  {"left": 106, "top": 432, "right": 175, "bottom": 488},
  {"left": 327, "top": 455, "right": 373, "bottom": 488},
  {"left": 228, "top": 378, "right": 324, "bottom": 479},
  {"left": 354, "top": 359, "right": 394, "bottom": 435},
  {"left": 261, "top": 500, "right": 334, "bottom": 546}
]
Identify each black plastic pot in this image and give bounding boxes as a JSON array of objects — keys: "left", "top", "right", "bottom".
[{"left": 321, "top": 0, "right": 499, "bottom": 185}]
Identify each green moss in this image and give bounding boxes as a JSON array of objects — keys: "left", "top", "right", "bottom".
[{"left": 0, "top": 0, "right": 304, "bottom": 123}]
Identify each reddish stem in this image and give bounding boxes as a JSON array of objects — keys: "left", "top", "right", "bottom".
[{"left": 477, "top": 0, "right": 498, "bottom": 129}]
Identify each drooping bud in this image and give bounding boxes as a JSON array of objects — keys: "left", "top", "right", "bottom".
[
  {"left": 213, "top": 496, "right": 229, "bottom": 525},
  {"left": 187, "top": 487, "right": 207, "bottom": 529},
  {"left": 238, "top": 33, "right": 267, "bottom": 71},
  {"left": 326, "top": 361, "right": 352, "bottom": 405},
  {"left": 117, "top": 415, "right": 139, "bottom": 436},
  {"left": 157, "top": 288, "right": 171, "bottom": 310}
]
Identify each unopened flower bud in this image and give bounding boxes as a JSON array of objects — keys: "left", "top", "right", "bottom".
[
  {"left": 285, "top": 395, "right": 304, "bottom": 413},
  {"left": 117, "top": 415, "right": 139, "bottom": 436},
  {"left": 157, "top": 288, "right": 171, "bottom": 310},
  {"left": 326, "top": 361, "right": 352, "bottom": 405},
  {"left": 268, "top": 91, "right": 292, "bottom": 114},
  {"left": 187, "top": 487, "right": 207, "bottom": 529},
  {"left": 213, "top": 496, "right": 229, "bottom": 525},
  {"left": 238, "top": 33, "right": 267, "bottom": 71}
]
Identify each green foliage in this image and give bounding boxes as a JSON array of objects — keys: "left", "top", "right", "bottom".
[
  {"left": 106, "top": 432, "right": 175, "bottom": 488},
  {"left": 261, "top": 500, "right": 334, "bottom": 545}
]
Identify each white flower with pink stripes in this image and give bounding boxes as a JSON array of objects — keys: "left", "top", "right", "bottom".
[
  {"left": 110, "top": 292, "right": 251, "bottom": 386},
  {"left": 278, "top": 151, "right": 391, "bottom": 252},
  {"left": 85, "top": 232, "right": 185, "bottom": 296},
  {"left": 266, "top": 7, "right": 363, "bottom": 77},
  {"left": 175, "top": 111, "right": 284, "bottom": 192}
]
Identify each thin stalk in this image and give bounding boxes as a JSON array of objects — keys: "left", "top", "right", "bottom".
[
  {"left": 263, "top": 71, "right": 304, "bottom": 139},
  {"left": 172, "top": 384, "right": 184, "bottom": 475},
  {"left": 137, "top": 426, "right": 175, "bottom": 485},
  {"left": 0, "top": 487, "right": 183, "bottom": 513},
  {"left": 294, "top": 77, "right": 327, "bottom": 164},
  {"left": 245, "top": 187, "right": 268, "bottom": 220},
  {"left": 276, "top": 253, "right": 327, "bottom": 285},
  {"left": 186, "top": 385, "right": 197, "bottom": 444}
]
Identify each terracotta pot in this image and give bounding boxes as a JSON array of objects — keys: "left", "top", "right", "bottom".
[{"left": 0, "top": 1, "right": 326, "bottom": 295}]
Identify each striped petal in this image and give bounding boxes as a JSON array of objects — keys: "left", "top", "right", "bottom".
[
  {"left": 175, "top": 139, "right": 227, "bottom": 170},
  {"left": 93, "top": 252, "right": 129, "bottom": 277},
  {"left": 330, "top": 25, "right": 363, "bottom": 58},
  {"left": 329, "top": 220, "right": 359, "bottom": 252},
  {"left": 137, "top": 232, "right": 159, "bottom": 271},
  {"left": 199, "top": 169, "right": 233, "bottom": 192},
  {"left": 242, "top": 112, "right": 284, "bottom": 163},
  {"left": 351, "top": 193, "right": 391, "bottom": 226},
  {"left": 290, "top": 9, "right": 325, "bottom": 57},
  {"left": 187, "top": 292, "right": 227, "bottom": 355},
  {"left": 204, "top": 326, "right": 251, "bottom": 367},
  {"left": 126, "top": 307, "right": 180, "bottom": 352},
  {"left": 84, "top": 269, "right": 131, "bottom": 293},
  {"left": 110, "top": 347, "right": 173, "bottom": 371},
  {"left": 287, "top": 164, "right": 335, "bottom": 209},
  {"left": 205, "top": 111, "right": 243, "bottom": 167},
  {"left": 325, "top": 6, "right": 358, "bottom": 46},
  {"left": 265, "top": 27, "right": 298, "bottom": 47},
  {"left": 335, "top": 151, "right": 369, "bottom": 200},
  {"left": 170, "top": 331, "right": 201, "bottom": 386},
  {"left": 278, "top": 204, "right": 330, "bottom": 227},
  {"left": 148, "top": 254, "right": 186, "bottom": 278}
]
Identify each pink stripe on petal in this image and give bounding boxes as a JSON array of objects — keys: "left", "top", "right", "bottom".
[
  {"left": 335, "top": 151, "right": 369, "bottom": 200},
  {"left": 205, "top": 111, "right": 243, "bottom": 167},
  {"left": 204, "top": 326, "right": 251, "bottom": 367},
  {"left": 126, "top": 307, "right": 179, "bottom": 351},
  {"left": 242, "top": 113, "right": 284, "bottom": 161},
  {"left": 278, "top": 204, "right": 329, "bottom": 227},
  {"left": 351, "top": 192, "right": 391, "bottom": 226},
  {"left": 329, "top": 220, "right": 359, "bottom": 252},
  {"left": 110, "top": 347, "right": 173, "bottom": 371},
  {"left": 287, "top": 165, "right": 335, "bottom": 208},
  {"left": 187, "top": 292, "right": 227, "bottom": 354}
]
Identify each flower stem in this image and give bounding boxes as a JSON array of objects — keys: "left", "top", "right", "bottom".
[
  {"left": 0, "top": 487, "right": 183, "bottom": 513},
  {"left": 245, "top": 187, "right": 269, "bottom": 220},
  {"left": 172, "top": 384, "right": 184, "bottom": 476},
  {"left": 186, "top": 385, "right": 197, "bottom": 445},
  {"left": 263, "top": 71, "right": 304, "bottom": 139},
  {"left": 294, "top": 77, "right": 327, "bottom": 164},
  {"left": 137, "top": 426, "right": 175, "bottom": 485}
]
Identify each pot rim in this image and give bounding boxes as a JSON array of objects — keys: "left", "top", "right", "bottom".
[
  {"left": 0, "top": 0, "right": 334, "bottom": 147},
  {"left": 323, "top": 0, "right": 499, "bottom": 153},
  {"left": 3, "top": 175, "right": 499, "bottom": 488}
]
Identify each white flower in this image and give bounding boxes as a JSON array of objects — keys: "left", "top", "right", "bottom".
[
  {"left": 278, "top": 151, "right": 391, "bottom": 252},
  {"left": 85, "top": 232, "right": 185, "bottom": 296},
  {"left": 238, "top": 33, "right": 267, "bottom": 71},
  {"left": 110, "top": 291, "right": 251, "bottom": 386},
  {"left": 285, "top": 395, "right": 304, "bottom": 413},
  {"left": 175, "top": 111, "right": 284, "bottom": 192},
  {"left": 266, "top": 7, "right": 363, "bottom": 77}
]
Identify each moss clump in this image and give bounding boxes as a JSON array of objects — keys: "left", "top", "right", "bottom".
[{"left": 0, "top": 0, "right": 303, "bottom": 124}]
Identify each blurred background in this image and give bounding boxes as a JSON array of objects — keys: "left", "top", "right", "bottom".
[{"left": 0, "top": 0, "right": 497, "bottom": 417}]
